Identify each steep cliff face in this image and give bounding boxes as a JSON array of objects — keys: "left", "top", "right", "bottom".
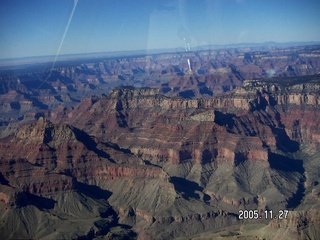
[
  {"left": 52, "top": 76, "right": 319, "bottom": 217},
  {"left": 238, "top": 76, "right": 320, "bottom": 149},
  {"left": 0, "top": 117, "right": 174, "bottom": 239},
  {"left": 60, "top": 76, "right": 320, "bottom": 165},
  {"left": 1, "top": 75, "right": 320, "bottom": 239}
]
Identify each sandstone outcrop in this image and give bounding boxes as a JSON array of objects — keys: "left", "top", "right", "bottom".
[
  {"left": 42, "top": 76, "right": 320, "bottom": 238},
  {"left": 1, "top": 48, "right": 320, "bottom": 238}
]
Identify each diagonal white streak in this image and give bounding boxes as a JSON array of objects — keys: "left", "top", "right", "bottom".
[
  {"left": 39, "top": 0, "right": 78, "bottom": 88},
  {"left": 187, "top": 58, "right": 191, "bottom": 71},
  {"left": 53, "top": 0, "right": 78, "bottom": 66}
]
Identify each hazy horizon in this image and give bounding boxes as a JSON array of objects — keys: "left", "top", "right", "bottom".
[
  {"left": 1, "top": 0, "right": 320, "bottom": 60},
  {"left": 1, "top": 40, "right": 320, "bottom": 63}
]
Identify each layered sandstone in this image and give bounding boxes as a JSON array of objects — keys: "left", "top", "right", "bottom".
[{"left": 1, "top": 74, "right": 320, "bottom": 239}]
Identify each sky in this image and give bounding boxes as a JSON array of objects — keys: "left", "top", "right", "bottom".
[{"left": 1, "top": 0, "right": 320, "bottom": 59}]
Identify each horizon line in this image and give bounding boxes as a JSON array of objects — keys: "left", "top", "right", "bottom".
[{"left": 1, "top": 40, "right": 320, "bottom": 66}]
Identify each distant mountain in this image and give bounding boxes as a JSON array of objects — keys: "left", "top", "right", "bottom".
[
  {"left": 198, "top": 41, "right": 320, "bottom": 50},
  {"left": 1, "top": 44, "right": 320, "bottom": 128}
]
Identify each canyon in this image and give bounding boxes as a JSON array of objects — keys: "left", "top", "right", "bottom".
[
  {"left": 1, "top": 44, "right": 320, "bottom": 127},
  {"left": 0, "top": 45, "right": 320, "bottom": 239}
]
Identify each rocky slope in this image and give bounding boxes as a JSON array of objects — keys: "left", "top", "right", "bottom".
[
  {"left": 0, "top": 117, "right": 141, "bottom": 239},
  {"left": 50, "top": 76, "right": 320, "bottom": 238},
  {"left": 0, "top": 50, "right": 320, "bottom": 238}
]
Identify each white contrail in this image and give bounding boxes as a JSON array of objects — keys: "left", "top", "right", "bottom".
[
  {"left": 53, "top": 0, "right": 78, "bottom": 65},
  {"left": 39, "top": 0, "right": 78, "bottom": 88}
]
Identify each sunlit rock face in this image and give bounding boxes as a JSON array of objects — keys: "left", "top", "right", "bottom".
[{"left": 0, "top": 48, "right": 320, "bottom": 239}]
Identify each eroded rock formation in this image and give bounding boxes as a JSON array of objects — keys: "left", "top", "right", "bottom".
[{"left": 0, "top": 54, "right": 320, "bottom": 239}]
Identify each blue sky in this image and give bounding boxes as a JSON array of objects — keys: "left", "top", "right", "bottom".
[{"left": 1, "top": 0, "right": 320, "bottom": 59}]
